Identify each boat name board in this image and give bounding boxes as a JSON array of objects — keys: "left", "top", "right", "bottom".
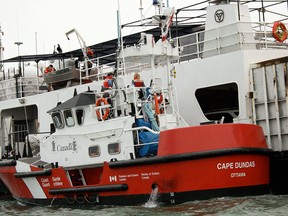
[
  {"left": 216, "top": 161, "right": 255, "bottom": 170},
  {"left": 217, "top": 160, "right": 256, "bottom": 179}
]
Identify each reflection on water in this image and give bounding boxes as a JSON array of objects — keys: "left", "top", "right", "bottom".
[{"left": 1, "top": 195, "right": 288, "bottom": 216}]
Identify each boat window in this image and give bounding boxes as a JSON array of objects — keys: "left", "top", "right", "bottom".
[
  {"left": 76, "top": 109, "right": 84, "bottom": 125},
  {"left": 64, "top": 109, "right": 75, "bottom": 127},
  {"left": 89, "top": 146, "right": 100, "bottom": 157},
  {"left": 51, "top": 112, "right": 64, "bottom": 129},
  {"left": 108, "top": 143, "right": 120, "bottom": 155},
  {"left": 195, "top": 83, "right": 239, "bottom": 123}
]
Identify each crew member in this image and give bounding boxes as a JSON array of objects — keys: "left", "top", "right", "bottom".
[
  {"left": 87, "top": 47, "right": 94, "bottom": 58},
  {"left": 132, "top": 72, "right": 145, "bottom": 99},
  {"left": 132, "top": 72, "right": 145, "bottom": 87},
  {"left": 44, "top": 65, "right": 56, "bottom": 73},
  {"left": 101, "top": 73, "right": 113, "bottom": 91},
  {"left": 85, "top": 47, "right": 94, "bottom": 75}
]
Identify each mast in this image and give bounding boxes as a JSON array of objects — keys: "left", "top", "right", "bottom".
[
  {"left": 117, "top": 0, "right": 125, "bottom": 76},
  {"left": 0, "top": 25, "right": 4, "bottom": 79},
  {"left": 152, "top": 0, "right": 176, "bottom": 105}
]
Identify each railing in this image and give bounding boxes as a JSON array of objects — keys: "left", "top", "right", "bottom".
[
  {"left": 78, "top": 53, "right": 117, "bottom": 83},
  {"left": 0, "top": 21, "right": 287, "bottom": 102},
  {"left": 92, "top": 83, "right": 183, "bottom": 129},
  {"left": 75, "top": 21, "right": 288, "bottom": 79},
  {"left": 0, "top": 76, "right": 47, "bottom": 101},
  {"left": 3, "top": 130, "right": 51, "bottom": 159},
  {"left": 178, "top": 21, "right": 288, "bottom": 62}
]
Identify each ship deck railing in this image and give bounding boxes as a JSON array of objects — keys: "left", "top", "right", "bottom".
[
  {"left": 81, "top": 21, "right": 288, "bottom": 81},
  {"left": 178, "top": 21, "right": 288, "bottom": 62},
  {"left": 0, "top": 76, "right": 47, "bottom": 101},
  {"left": 0, "top": 21, "right": 287, "bottom": 101}
]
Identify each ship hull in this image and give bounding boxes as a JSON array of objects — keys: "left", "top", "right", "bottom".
[{"left": 0, "top": 148, "right": 270, "bottom": 206}]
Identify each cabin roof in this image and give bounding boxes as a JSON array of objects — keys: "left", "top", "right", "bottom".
[{"left": 48, "top": 92, "right": 96, "bottom": 113}]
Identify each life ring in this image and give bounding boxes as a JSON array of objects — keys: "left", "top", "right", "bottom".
[
  {"left": 272, "top": 21, "right": 287, "bottom": 42},
  {"left": 95, "top": 98, "right": 110, "bottom": 120}
]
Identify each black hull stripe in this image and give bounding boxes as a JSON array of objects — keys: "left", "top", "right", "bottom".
[
  {"left": 109, "top": 147, "right": 272, "bottom": 168},
  {"left": 0, "top": 160, "right": 16, "bottom": 167},
  {"left": 16, "top": 184, "right": 270, "bottom": 206},
  {"left": 49, "top": 184, "right": 128, "bottom": 195},
  {"left": 14, "top": 169, "right": 52, "bottom": 178}
]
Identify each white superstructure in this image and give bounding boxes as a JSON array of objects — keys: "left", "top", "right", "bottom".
[{"left": 0, "top": 0, "right": 287, "bottom": 158}]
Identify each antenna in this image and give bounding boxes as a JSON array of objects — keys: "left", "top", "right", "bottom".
[
  {"left": 35, "top": 32, "right": 38, "bottom": 55},
  {"left": 0, "top": 24, "right": 4, "bottom": 79},
  {"left": 14, "top": 41, "right": 23, "bottom": 76},
  {"left": 117, "top": 0, "right": 125, "bottom": 76},
  {"left": 140, "top": 0, "right": 143, "bottom": 23}
]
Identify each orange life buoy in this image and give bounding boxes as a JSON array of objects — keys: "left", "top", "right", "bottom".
[
  {"left": 95, "top": 98, "right": 110, "bottom": 120},
  {"left": 272, "top": 21, "right": 287, "bottom": 42}
]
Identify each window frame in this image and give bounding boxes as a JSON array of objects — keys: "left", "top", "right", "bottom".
[
  {"left": 108, "top": 142, "right": 121, "bottom": 155},
  {"left": 51, "top": 112, "right": 65, "bottom": 129},
  {"left": 63, "top": 109, "right": 75, "bottom": 127},
  {"left": 75, "top": 108, "right": 85, "bottom": 126},
  {"left": 88, "top": 145, "right": 101, "bottom": 157}
]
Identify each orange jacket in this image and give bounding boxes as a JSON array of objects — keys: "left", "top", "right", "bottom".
[
  {"left": 87, "top": 48, "right": 94, "bottom": 57},
  {"left": 103, "top": 76, "right": 113, "bottom": 88}
]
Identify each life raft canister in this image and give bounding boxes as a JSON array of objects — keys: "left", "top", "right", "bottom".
[
  {"left": 95, "top": 98, "right": 110, "bottom": 120},
  {"left": 272, "top": 21, "right": 287, "bottom": 42}
]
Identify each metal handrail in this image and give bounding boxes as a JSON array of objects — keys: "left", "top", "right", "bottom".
[{"left": 0, "top": 21, "right": 286, "bottom": 102}]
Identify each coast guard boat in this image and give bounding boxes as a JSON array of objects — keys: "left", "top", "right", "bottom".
[{"left": 0, "top": 0, "right": 286, "bottom": 206}]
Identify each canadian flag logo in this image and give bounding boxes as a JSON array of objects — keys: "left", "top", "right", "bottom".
[{"left": 109, "top": 176, "right": 117, "bottom": 182}]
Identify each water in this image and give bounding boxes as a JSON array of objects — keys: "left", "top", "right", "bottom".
[{"left": 0, "top": 195, "right": 288, "bottom": 216}]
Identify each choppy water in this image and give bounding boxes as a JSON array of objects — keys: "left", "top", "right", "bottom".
[{"left": 1, "top": 194, "right": 288, "bottom": 216}]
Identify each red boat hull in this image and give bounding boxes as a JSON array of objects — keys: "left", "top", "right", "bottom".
[{"left": 0, "top": 124, "right": 271, "bottom": 206}]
